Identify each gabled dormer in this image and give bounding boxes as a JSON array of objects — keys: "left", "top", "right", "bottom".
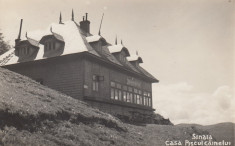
[
  {"left": 39, "top": 28, "right": 65, "bottom": 57},
  {"left": 127, "top": 55, "right": 143, "bottom": 67},
  {"left": 108, "top": 44, "right": 130, "bottom": 64},
  {"left": 15, "top": 35, "right": 39, "bottom": 57},
  {"left": 86, "top": 35, "right": 107, "bottom": 53},
  {"left": 14, "top": 19, "right": 39, "bottom": 58}
]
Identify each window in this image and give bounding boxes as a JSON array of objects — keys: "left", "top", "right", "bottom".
[
  {"left": 49, "top": 42, "right": 51, "bottom": 50},
  {"left": 133, "top": 94, "right": 137, "bottom": 104},
  {"left": 143, "top": 91, "right": 152, "bottom": 107},
  {"left": 45, "top": 43, "right": 48, "bottom": 50},
  {"left": 110, "top": 81, "right": 122, "bottom": 101},
  {"left": 27, "top": 46, "right": 30, "bottom": 55},
  {"left": 111, "top": 88, "right": 114, "bottom": 99},
  {"left": 109, "top": 81, "right": 151, "bottom": 107},
  {"left": 123, "top": 91, "right": 127, "bottom": 102},
  {"left": 136, "top": 95, "right": 140, "bottom": 104},
  {"left": 53, "top": 42, "right": 55, "bottom": 50},
  {"left": 92, "top": 75, "right": 99, "bottom": 91},
  {"left": 126, "top": 92, "right": 130, "bottom": 102},
  {"left": 24, "top": 47, "right": 27, "bottom": 54}
]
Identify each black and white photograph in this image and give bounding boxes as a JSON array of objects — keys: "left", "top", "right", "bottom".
[{"left": 0, "top": 0, "right": 234, "bottom": 145}]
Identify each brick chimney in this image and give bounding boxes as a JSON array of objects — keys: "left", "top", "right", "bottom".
[{"left": 80, "top": 13, "right": 90, "bottom": 34}]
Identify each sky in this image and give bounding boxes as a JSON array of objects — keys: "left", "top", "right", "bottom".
[{"left": 0, "top": 0, "right": 234, "bottom": 125}]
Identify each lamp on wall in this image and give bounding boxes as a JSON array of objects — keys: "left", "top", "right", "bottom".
[{"left": 92, "top": 75, "right": 104, "bottom": 81}]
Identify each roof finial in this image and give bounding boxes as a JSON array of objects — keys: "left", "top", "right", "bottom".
[
  {"left": 25, "top": 32, "right": 28, "bottom": 38},
  {"left": 98, "top": 13, "right": 104, "bottom": 36},
  {"left": 85, "top": 13, "right": 88, "bottom": 21},
  {"left": 59, "top": 12, "right": 62, "bottom": 24},
  {"left": 136, "top": 51, "right": 139, "bottom": 56},
  {"left": 71, "top": 9, "right": 74, "bottom": 21},
  {"left": 115, "top": 35, "right": 117, "bottom": 45},
  {"left": 121, "top": 39, "right": 123, "bottom": 45}
]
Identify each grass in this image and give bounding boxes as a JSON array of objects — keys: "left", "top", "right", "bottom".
[{"left": 0, "top": 67, "right": 234, "bottom": 146}]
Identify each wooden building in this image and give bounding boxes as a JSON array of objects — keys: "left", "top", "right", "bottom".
[{"left": 0, "top": 12, "right": 159, "bottom": 123}]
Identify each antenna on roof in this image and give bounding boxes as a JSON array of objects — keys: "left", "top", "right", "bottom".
[
  {"left": 17, "top": 19, "right": 23, "bottom": 39},
  {"left": 71, "top": 9, "right": 74, "bottom": 21},
  {"left": 115, "top": 35, "right": 117, "bottom": 45},
  {"left": 59, "top": 12, "right": 62, "bottom": 24},
  {"left": 50, "top": 26, "right": 53, "bottom": 33},
  {"left": 98, "top": 13, "right": 104, "bottom": 36}
]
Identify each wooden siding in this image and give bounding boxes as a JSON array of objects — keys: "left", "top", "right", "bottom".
[
  {"left": 83, "top": 58, "right": 153, "bottom": 101},
  {"left": 4, "top": 55, "right": 84, "bottom": 99}
]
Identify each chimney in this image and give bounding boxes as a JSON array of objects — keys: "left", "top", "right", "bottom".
[
  {"left": 80, "top": 13, "right": 90, "bottom": 34},
  {"left": 15, "top": 19, "right": 23, "bottom": 46}
]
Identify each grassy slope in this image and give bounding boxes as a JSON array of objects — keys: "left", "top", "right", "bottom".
[
  {"left": 177, "top": 123, "right": 235, "bottom": 146},
  {"left": 0, "top": 67, "right": 233, "bottom": 146},
  {"left": 0, "top": 67, "right": 139, "bottom": 146},
  {"left": 203, "top": 122, "right": 235, "bottom": 145}
]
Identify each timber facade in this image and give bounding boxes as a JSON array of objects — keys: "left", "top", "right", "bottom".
[{"left": 0, "top": 11, "right": 159, "bottom": 123}]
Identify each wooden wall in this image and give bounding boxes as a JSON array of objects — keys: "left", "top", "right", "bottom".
[
  {"left": 5, "top": 54, "right": 84, "bottom": 100},
  {"left": 83, "top": 58, "right": 152, "bottom": 97}
]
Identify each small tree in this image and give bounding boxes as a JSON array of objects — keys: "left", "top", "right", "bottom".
[{"left": 0, "top": 31, "right": 11, "bottom": 55}]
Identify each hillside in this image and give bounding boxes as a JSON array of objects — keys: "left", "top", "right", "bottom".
[
  {"left": 0, "top": 67, "right": 233, "bottom": 146},
  {"left": 178, "top": 123, "right": 235, "bottom": 146}
]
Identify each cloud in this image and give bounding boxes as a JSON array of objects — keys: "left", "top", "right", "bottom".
[{"left": 152, "top": 83, "right": 234, "bottom": 125}]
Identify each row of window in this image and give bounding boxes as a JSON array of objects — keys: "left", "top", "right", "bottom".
[
  {"left": 45, "top": 42, "right": 56, "bottom": 50},
  {"left": 17, "top": 46, "right": 30, "bottom": 55},
  {"left": 110, "top": 81, "right": 152, "bottom": 107},
  {"left": 17, "top": 42, "right": 56, "bottom": 56}
]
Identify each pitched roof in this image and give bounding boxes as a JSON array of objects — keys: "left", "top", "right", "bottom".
[
  {"left": 27, "top": 37, "right": 40, "bottom": 47},
  {"left": 127, "top": 54, "right": 143, "bottom": 63},
  {"left": 39, "top": 32, "right": 64, "bottom": 44},
  {"left": 135, "top": 65, "right": 158, "bottom": 81},
  {"left": 108, "top": 44, "right": 130, "bottom": 56},
  {"left": 52, "top": 32, "right": 64, "bottom": 42},
  {"left": 0, "top": 20, "right": 158, "bottom": 82},
  {"left": 86, "top": 35, "right": 102, "bottom": 43},
  {"left": 0, "top": 21, "right": 89, "bottom": 66}
]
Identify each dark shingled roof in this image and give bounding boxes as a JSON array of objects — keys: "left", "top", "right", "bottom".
[
  {"left": 135, "top": 65, "right": 158, "bottom": 81},
  {"left": 84, "top": 34, "right": 157, "bottom": 81}
]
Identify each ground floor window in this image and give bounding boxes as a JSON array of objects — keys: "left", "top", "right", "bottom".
[
  {"left": 110, "top": 81, "right": 152, "bottom": 107},
  {"left": 92, "top": 75, "right": 99, "bottom": 91},
  {"left": 110, "top": 82, "right": 122, "bottom": 101}
]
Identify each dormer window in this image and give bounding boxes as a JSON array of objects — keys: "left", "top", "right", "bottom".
[
  {"left": 127, "top": 55, "right": 143, "bottom": 67},
  {"left": 15, "top": 37, "right": 39, "bottom": 57},
  {"left": 44, "top": 41, "right": 59, "bottom": 51},
  {"left": 39, "top": 31, "right": 64, "bottom": 55},
  {"left": 44, "top": 42, "right": 53, "bottom": 51},
  {"left": 22, "top": 46, "right": 30, "bottom": 55},
  {"left": 108, "top": 44, "right": 130, "bottom": 64}
]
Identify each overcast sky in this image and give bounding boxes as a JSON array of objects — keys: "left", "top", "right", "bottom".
[{"left": 0, "top": 0, "right": 234, "bottom": 125}]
